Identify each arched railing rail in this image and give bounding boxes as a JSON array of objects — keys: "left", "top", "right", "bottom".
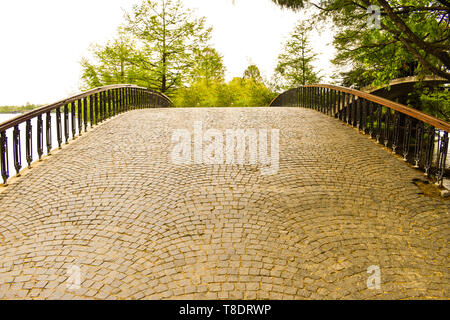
[
  {"left": 0, "top": 84, "right": 172, "bottom": 185},
  {"left": 270, "top": 84, "right": 449, "bottom": 186}
]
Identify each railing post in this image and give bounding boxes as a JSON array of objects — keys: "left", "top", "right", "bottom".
[
  {"left": 37, "top": 115, "right": 43, "bottom": 159},
  {"left": 94, "top": 93, "right": 99, "bottom": 125},
  {"left": 361, "top": 99, "right": 367, "bottom": 132},
  {"left": 414, "top": 122, "right": 424, "bottom": 167},
  {"left": 46, "top": 111, "right": 52, "bottom": 155},
  {"left": 436, "top": 131, "right": 448, "bottom": 186},
  {"left": 13, "top": 125, "right": 21, "bottom": 176},
  {"left": 403, "top": 116, "right": 412, "bottom": 161},
  {"left": 392, "top": 111, "right": 401, "bottom": 154},
  {"left": 424, "top": 126, "right": 435, "bottom": 176},
  {"left": 64, "top": 103, "right": 69, "bottom": 143},
  {"left": 71, "top": 101, "right": 76, "bottom": 138},
  {"left": 107, "top": 90, "right": 112, "bottom": 117},
  {"left": 77, "top": 99, "right": 82, "bottom": 135},
  {"left": 83, "top": 97, "right": 88, "bottom": 132},
  {"left": 120, "top": 88, "right": 123, "bottom": 113},
  {"left": 89, "top": 95, "right": 94, "bottom": 127},
  {"left": 26, "top": 120, "right": 32, "bottom": 168},
  {"left": 0, "top": 131, "right": 9, "bottom": 184},
  {"left": 56, "top": 107, "right": 62, "bottom": 148},
  {"left": 384, "top": 108, "right": 391, "bottom": 147}
]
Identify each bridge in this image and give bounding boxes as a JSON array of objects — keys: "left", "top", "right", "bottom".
[
  {"left": 0, "top": 84, "right": 448, "bottom": 299},
  {"left": 361, "top": 75, "right": 448, "bottom": 100}
]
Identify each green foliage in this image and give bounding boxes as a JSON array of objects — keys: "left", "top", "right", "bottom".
[
  {"left": 272, "top": 1, "right": 450, "bottom": 82},
  {"left": 81, "top": 0, "right": 212, "bottom": 96},
  {"left": 243, "top": 64, "right": 264, "bottom": 83},
  {"left": 317, "top": 0, "right": 450, "bottom": 85},
  {"left": 271, "top": 0, "right": 306, "bottom": 9},
  {"left": 418, "top": 87, "right": 450, "bottom": 121},
  {"left": 188, "top": 47, "right": 226, "bottom": 85},
  {"left": 81, "top": 31, "right": 144, "bottom": 89},
  {"left": 274, "top": 20, "right": 322, "bottom": 90},
  {"left": 173, "top": 65, "right": 277, "bottom": 108}
]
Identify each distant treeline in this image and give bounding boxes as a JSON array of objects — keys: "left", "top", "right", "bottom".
[{"left": 0, "top": 104, "right": 42, "bottom": 114}]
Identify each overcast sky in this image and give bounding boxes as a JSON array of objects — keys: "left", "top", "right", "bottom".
[{"left": 0, "top": 0, "right": 336, "bottom": 106}]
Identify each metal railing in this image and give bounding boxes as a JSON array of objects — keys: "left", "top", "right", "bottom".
[
  {"left": 270, "top": 84, "right": 449, "bottom": 186},
  {"left": 0, "top": 84, "right": 172, "bottom": 185}
]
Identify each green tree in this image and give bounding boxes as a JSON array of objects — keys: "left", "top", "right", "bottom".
[
  {"left": 418, "top": 87, "right": 450, "bottom": 121},
  {"left": 271, "top": 0, "right": 450, "bottom": 82},
  {"left": 81, "top": 31, "right": 142, "bottom": 89},
  {"left": 125, "top": 0, "right": 212, "bottom": 95},
  {"left": 274, "top": 21, "right": 322, "bottom": 90},
  {"left": 188, "top": 47, "right": 226, "bottom": 85},
  {"left": 173, "top": 77, "right": 276, "bottom": 108},
  {"left": 243, "top": 64, "right": 264, "bottom": 83}
]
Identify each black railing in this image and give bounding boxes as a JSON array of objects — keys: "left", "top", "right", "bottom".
[
  {"left": 270, "top": 84, "right": 450, "bottom": 186},
  {"left": 0, "top": 84, "right": 172, "bottom": 185}
]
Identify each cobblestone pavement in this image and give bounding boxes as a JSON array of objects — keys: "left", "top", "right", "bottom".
[{"left": 0, "top": 107, "right": 448, "bottom": 300}]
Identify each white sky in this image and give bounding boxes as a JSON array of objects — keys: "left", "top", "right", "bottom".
[{"left": 0, "top": 0, "right": 336, "bottom": 105}]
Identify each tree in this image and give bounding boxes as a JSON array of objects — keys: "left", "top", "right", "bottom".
[
  {"left": 274, "top": 21, "right": 322, "bottom": 90},
  {"left": 124, "top": 0, "right": 212, "bottom": 95},
  {"left": 243, "top": 64, "right": 264, "bottom": 83},
  {"left": 173, "top": 77, "right": 276, "bottom": 108},
  {"left": 81, "top": 31, "right": 143, "bottom": 89},
  {"left": 271, "top": 0, "right": 306, "bottom": 9},
  {"left": 188, "top": 47, "right": 226, "bottom": 86},
  {"left": 272, "top": 0, "right": 450, "bottom": 82}
]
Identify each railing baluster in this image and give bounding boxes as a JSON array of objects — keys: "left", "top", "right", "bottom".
[
  {"left": 392, "top": 111, "right": 401, "bottom": 154},
  {"left": 83, "top": 97, "right": 88, "bottom": 132},
  {"left": 368, "top": 102, "right": 374, "bottom": 137},
  {"left": 56, "top": 107, "right": 62, "bottom": 148},
  {"left": 26, "top": 120, "right": 32, "bottom": 168},
  {"left": 94, "top": 93, "right": 99, "bottom": 125},
  {"left": 424, "top": 126, "right": 435, "bottom": 176},
  {"left": 90, "top": 95, "right": 94, "bottom": 127},
  {"left": 376, "top": 105, "right": 382, "bottom": 144},
  {"left": 403, "top": 116, "right": 412, "bottom": 161},
  {"left": 64, "top": 103, "right": 69, "bottom": 143},
  {"left": 108, "top": 90, "right": 112, "bottom": 117},
  {"left": 113, "top": 89, "right": 117, "bottom": 115},
  {"left": 99, "top": 92, "right": 104, "bottom": 122},
  {"left": 0, "top": 131, "right": 9, "bottom": 184},
  {"left": 361, "top": 99, "right": 367, "bottom": 133},
  {"left": 356, "top": 97, "right": 361, "bottom": 129},
  {"left": 13, "top": 125, "right": 21, "bottom": 175},
  {"left": 71, "top": 102, "right": 76, "bottom": 138},
  {"left": 347, "top": 94, "right": 352, "bottom": 124},
  {"left": 77, "top": 100, "right": 82, "bottom": 135},
  {"left": 414, "top": 122, "right": 424, "bottom": 168},
  {"left": 436, "top": 131, "right": 448, "bottom": 186},
  {"left": 46, "top": 111, "right": 52, "bottom": 155},
  {"left": 37, "top": 115, "right": 43, "bottom": 160},
  {"left": 384, "top": 108, "right": 390, "bottom": 147}
]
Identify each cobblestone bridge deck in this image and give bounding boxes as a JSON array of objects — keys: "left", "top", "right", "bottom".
[{"left": 0, "top": 107, "right": 448, "bottom": 299}]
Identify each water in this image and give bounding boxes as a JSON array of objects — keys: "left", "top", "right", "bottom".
[{"left": 0, "top": 113, "right": 77, "bottom": 176}]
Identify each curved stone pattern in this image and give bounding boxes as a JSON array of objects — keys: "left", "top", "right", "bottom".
[{"left": 0, "top": 107, "right": 448, "bottom": 300}]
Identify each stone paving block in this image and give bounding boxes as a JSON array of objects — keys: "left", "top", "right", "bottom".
[{"left": 0, "top": 107, "right": 448, "bottom": 300}]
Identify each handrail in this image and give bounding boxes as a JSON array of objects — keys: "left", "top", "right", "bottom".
[
  {"left": 270, "top": 84, "right": 449, "bottom": 186},
  {"left": 0, "top": 84, "right": 172, "bottom": 131},
  {"left": 0, "top": 84, "right": 173, "bottom": 185},
  {"left": 308, "top": 84, "right": 450, "bottom": 132}
]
